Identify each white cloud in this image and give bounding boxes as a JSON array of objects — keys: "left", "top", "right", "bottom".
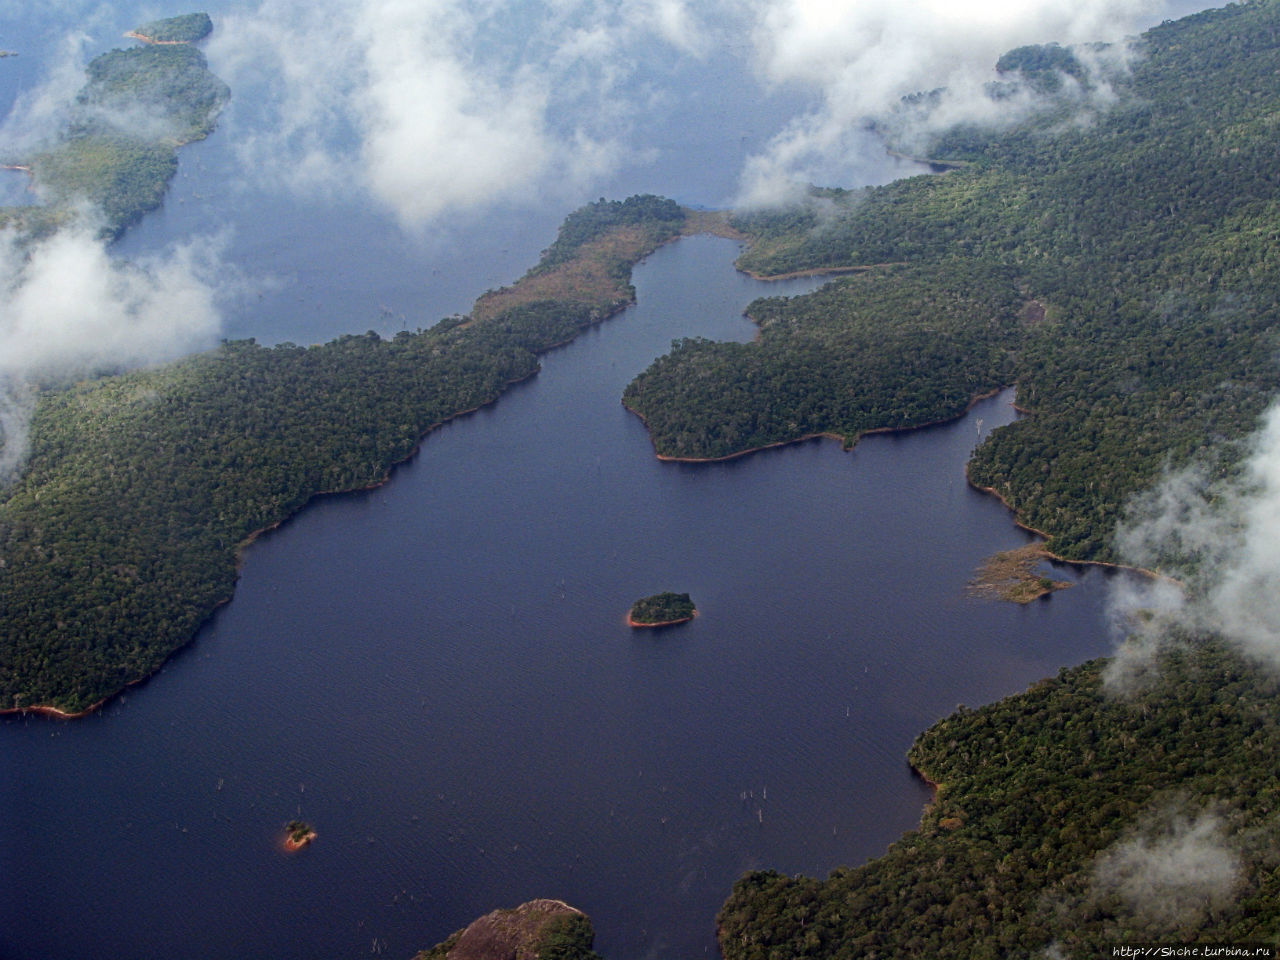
[
  {"left": 0, "top": 221, "right": 225, "bottom": 481},
  {"left": 0, "top": 31, "right": 91, "bottom": 160},
  {"left": 1109, "top": 401, "right": 1280, "bottom": 684},
  {"left": 205, "top": 0, "right": 712, "bottom": 229},
  {"left": 1092, "top": 809, "right": 1241, "bottom": 930},
  {"left": 733, "top": 0, "right": 1171, "bottom": 205}
]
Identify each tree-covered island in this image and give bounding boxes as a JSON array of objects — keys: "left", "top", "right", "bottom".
[
  {"left": 0, "top": 12, "right": 226, "bottom": 241},
  {"left": 127, "top": 13, "right": 214, "bottom": 45},
  {"left": 628, "top": 592, "right": 697, "bottom": 627}
]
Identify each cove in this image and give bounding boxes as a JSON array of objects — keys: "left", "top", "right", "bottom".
[{"left": 0, "top": 235, "right": 1124, "bottom": 960}]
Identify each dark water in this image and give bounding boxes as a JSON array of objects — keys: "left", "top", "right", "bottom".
[
  {"left": 1, "top": 234, "right": 1126, "bottom": 960},
  {"left": 0, "top": 6, "right": 1157, "bottom": 958}
]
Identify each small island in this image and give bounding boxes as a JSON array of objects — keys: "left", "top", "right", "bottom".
[
  {"left": 127, "top": 13, "right": 213, "bottom": 45},
  {"left": 628, "top": 592, "right": 697, "bottom": 628},
  {"left": 968, "top": 543, "right": 1072, "bottom": 604},
  {"left": 283, "top": 819, "right": 316, "bottom": 851}
]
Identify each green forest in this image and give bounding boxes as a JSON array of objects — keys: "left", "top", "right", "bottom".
[
  {"left": 9, "top": 1, "right": 1280, "bottom": 954},
  {"left": 0, "top": 196, "right": 685, "bottom": 714},
  {"left": 698, "top": 2, "right": 1280, "bottom": 954},
  {"left": 629, "top": 592, "right": 696, "bottom": 625},
  {"left": 717, "top": 640, "right": 1280, "bottom": 957},
  {"left": 131, "top": 13, "right": 214, "bottom": 44},
  {"left": 1, "top": 13, "right": 226, "bottom": 239},
  {"left": 625, "top": 0, "right": 1280, "bottom": 563}
]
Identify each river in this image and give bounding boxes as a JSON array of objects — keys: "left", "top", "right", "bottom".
[
  {"left": 0, "top": 231, "right": 1127, "bottom": 959},
  {"left": 1, "top": 7, "right": 1135, "bottom": 960}
]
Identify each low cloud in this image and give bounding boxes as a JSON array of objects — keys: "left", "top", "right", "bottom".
[
  {"left": 0, "top": 220, "right": 225, "bottom": 481},
  {"left": 205, "top": 0, "right": 711, "bottom": 230},
  {"left": 1091, "top": 807, "right": 1241, "bottom": 932},
  {"left": 1107, "top": 401, "right": 1280, "bottom": 687},
  {"left": 0, "top": 31, "right": 91, "bottom": 161},
  {"left": 734, "top": 0, "right": 1170, "bottom": 206}
]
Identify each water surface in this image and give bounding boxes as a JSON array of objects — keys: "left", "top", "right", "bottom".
[{"left": 1, "top": 236, "right": 1125, "bottom": 960}]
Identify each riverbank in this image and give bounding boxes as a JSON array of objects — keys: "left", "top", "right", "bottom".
[
  {"left": 0, "top": 198, "right": 690, "bottom": 718},
  {"left": 634, "top": 387, "right": 1006, "bottom": 464},
  {"left": 123, "top": 32, "right": 189, "bottom": 45},
  {"left": 628, "top": 611, "right": 697, "bottom": 628}
]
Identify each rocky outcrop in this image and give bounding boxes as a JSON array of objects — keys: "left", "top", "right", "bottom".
[{"left": 417, "top": 900, "right": 597, "bottom": 960}]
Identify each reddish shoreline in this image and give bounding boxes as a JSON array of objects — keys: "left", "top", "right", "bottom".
[
  {"left": 628, "top": 610, "right": 697, "bottom": 628},
  {"left": 1, "top": 702, "right": 100, "bottom": 720},
  {"left": 284, "top": 830, "right": 317, "bottom": 852},
  {"left": 124, "top": 31, "right": 189, "bottom": 45}
]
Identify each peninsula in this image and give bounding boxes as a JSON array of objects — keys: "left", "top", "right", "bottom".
[{"left": 0, "top": 197, "right": 687, "bottom": 716}]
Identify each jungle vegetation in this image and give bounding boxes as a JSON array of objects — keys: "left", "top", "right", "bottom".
[
  {"left": 0, "top": 197, "right": 685, "bottom": 714},
  {"left": 1, "top": 13, "right": 226, "bottom": 239},
  {"left": 707, "top": 3, "right": 1280, "bottom": 953},
  {"left": 131, "top": 13, "right": 214, "bottom": 44},
  {"left": 629, "top": 592, "right": 696, "bottom": 626},
  {"left": 717, "top": 639, "right": 1280, "bottom": 958},
  {"left": 624, "top": 0, "right": 1280, "bottom": 563}
]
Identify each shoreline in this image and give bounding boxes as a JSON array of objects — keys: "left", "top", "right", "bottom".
[
  {"left": 963, "top": 471, "right": 1169, "bottom": 582},
  {"left": 739, "top": 262, "right": 903, "bottom": 282},
  {"left": 124, "top": 31, "right": 189, "bottom": 45},
  {"left": 284, "top": 830, "right": 317, "bottom": 852},
  {"left": 4, "top": 363, "right": 546, "bottom": 720},
  {"left": 0, "top": 701, "right": 101, "bottom": 720},
  {"left": 628, "top": 610, "right": 697, "bottom": 628},
  {"left": 635, "top": 386, "right": 1006, "bottom": 465},
  {"left": 630, "top": 382, "right": 1168, "bottom": 587},
  {"left": 5, "top": 223, "right": 684, "bottom": 720}
]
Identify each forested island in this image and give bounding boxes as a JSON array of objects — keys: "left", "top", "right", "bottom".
[
  {"left": 0, "top": 12, "right": 226, "bottom": 240},
  {"left": 628, "top": 592, "right": 696, "bottom": 627}
]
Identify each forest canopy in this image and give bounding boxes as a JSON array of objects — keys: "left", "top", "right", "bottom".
[
  {"left": 0, "top": 13, "right": 226, "bottom": 239},
  {"left": 625, "top": 0, "right": 1280, "bottom": 564}
]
